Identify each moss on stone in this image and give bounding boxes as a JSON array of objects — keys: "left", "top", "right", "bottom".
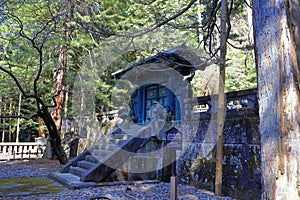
[{"left": 0, "top": 177, "right": 65, "bottom": 197}]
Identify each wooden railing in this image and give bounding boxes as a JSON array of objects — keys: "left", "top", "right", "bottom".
[{"left": 0, "top": 141, "right": 46, "bottom": 160}]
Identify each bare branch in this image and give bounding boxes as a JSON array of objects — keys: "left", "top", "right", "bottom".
[
  {"left": 116, "top": 0, "right": 198, "bottom": 38},
  {"left": 243, "top": 0, "right": 252, "bottom": 9},
  {"left": 33, "top": 13, "right": 63, "bottom": 42}
]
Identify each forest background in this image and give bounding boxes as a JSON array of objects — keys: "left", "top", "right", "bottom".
[{"left": 0, "top": 0, "right": 256, "bottom": 143}]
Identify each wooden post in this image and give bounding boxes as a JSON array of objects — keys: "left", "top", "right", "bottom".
[
  {"left": 7, "top": 146, "right": 11, "bottom": 161},
  {"left": 36, "top": 145, "right": 39, "bottom": 158},
  {"left": 170, "top": 149, "right": 178, "bottom": 200},
  {"left": 215, "top": 0, "right": 227, "bottom": 196},
  {"left": 298, "top": 155, "right": 300, "bottom": 196},
  {"left": 170, "top": 176, "right": 178, "bottom": 200},
  {"left": 21, "top": 145, "right": 23, "bottom": 160},
  {"left": 165, "top": 128, "right": 182, "bottom": 200}
]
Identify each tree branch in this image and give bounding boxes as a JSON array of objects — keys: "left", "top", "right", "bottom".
[
  {"left": 0, "top": 114, "right": 38, "bottom": 120},
  {"left": 116, "top": 0, "right": 198, "bottom": 38},
  {"left": 8, "top": 12, "right": 61, "bottom": 96},
  {"left": 0, "top": 65, "right": 27, "bottom": 96}
]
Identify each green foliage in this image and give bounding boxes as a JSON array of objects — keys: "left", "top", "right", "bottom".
[
  {"left": 192, "top": 0, "right": 257, "bottom": 93},
  {"left": 225, "top": 2, "right": 257, "bottom": 91},
  {"left": 0, "top": 0, "right": 62, "bottom": 93}
]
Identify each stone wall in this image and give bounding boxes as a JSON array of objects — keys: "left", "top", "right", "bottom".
[{"left": 176, "top": 89, "right": 261, "bottom": 199}]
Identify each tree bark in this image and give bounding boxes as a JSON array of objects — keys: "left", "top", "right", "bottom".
[
  {"left": 253, "top": 1, "right": 300, "bottom": 199},
  {"left": 52, "top": 0, "right": 73, "bottom": 134},
  {"left": 38, "top": 117, "right": 46, "bottom": 138},
  {"left": 215, "top": 0, "right": 227, "bottom": 196}
]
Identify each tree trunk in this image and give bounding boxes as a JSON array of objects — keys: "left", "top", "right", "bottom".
[
  {"left": 245, "top": 0, "right": 253, "bottom": 45},
  {"left": 16, "top": 93, "right": 22, "bottom": 142},
  {"left": 2, "top": 117, "right": 4, "bottom": 142},
  {"left": 253, "top": 1, "right": 300, "bottom": 199},
  {"left": 197, "top": 0, "right": 203, "bottom": 46},
  {"left": 38, "top": 117, "right": 46, "bottom": 138},
  {"left": 8, "top": 99, "right": 12, "bottom": 142},
  {"left": 215, "top": 0, "right": 227, "bottom": 196},
  {"left": 39, "top": 107, "right": 68, "bottom": 164},
  {"left": 1, "top": 96, "right": 4, "bottom": 143},
  {"left": 52, "top": 0, "right": 73, "bottom": 134},
  {"left": 52, "top": 48, "right": 66, "bottom": 134}
]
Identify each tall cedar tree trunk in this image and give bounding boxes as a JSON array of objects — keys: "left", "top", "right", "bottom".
[
  {"left": 253, "top": 1, "right": 300, "bottom": 199},
  {"left": 215, "top": 0, "right": 227, "bottom": 195},
  {"left": 52, "top": 0, "right": 73, "bottom": 134},
  {"left": 38, "top": 117, "right": 46, "bottom": 138}
]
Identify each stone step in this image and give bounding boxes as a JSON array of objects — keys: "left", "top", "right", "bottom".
[
  {"left": 113, "top": 134, "right": 132, "bottom": 140},
  {"left": 97, "top": 143, "right": 117, "bottom": 151},
  {"left": 109, "top": 138, "right": 127, "bottom": 145},
  {"left": 85, "top": 155, "right": 104, "bottom": 163},
  {"left": 81, "top": 126, "right": 153, "bottom": 182},
  {"left": 49, "top": 172, "right": 98, "bottom": 189},
  {"left": 93, "top": 149, "right": 113, "bottom": 157},
  {"left": 58, "top": 126, "right": 154, "bottom": 183},
  {"left": 69, "top": 166, "right": 88, "bottom": 177},
  {"left": 50, "top": 172, "right": 160, "bottom": 189},
  {"left": 77, "top": 160, "right": 97, "bottom": 170}
]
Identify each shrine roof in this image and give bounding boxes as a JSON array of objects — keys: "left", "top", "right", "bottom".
[{"left": 113, "top": 46, "right": 196, "bottom": 79}]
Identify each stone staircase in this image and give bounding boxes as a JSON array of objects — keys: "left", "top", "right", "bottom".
[
  {"left": 67, "top": 133, "right": 131, "bottom": 180},
  {"left": 51, "top": 125, "right": 156, "bottom": 188}
]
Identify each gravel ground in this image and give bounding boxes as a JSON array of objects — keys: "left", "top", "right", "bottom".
[{"left": 0, "top": 159, "right": 233, "bottom": 200}]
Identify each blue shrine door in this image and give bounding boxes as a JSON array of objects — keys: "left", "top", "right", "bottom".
[
  {"left": 131, "top": 84, "right": 180, "bottom": 124},
  {"left": 145, "top": 84, "right": 168, "bottom": 121}
]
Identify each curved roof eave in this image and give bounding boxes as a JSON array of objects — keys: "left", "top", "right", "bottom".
[{"left": 113, "top": 46, "right": 197, "bottom": 79}]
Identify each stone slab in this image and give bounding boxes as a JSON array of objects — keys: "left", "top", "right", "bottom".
[{"left": 49, "top": 172, "right": 160, "bottom": 189}]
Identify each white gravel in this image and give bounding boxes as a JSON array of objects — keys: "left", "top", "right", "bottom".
[{"left": 0, "top": 159, "right": 234, "bottom": 200}]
